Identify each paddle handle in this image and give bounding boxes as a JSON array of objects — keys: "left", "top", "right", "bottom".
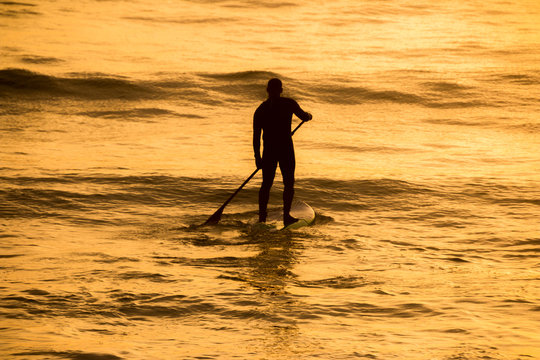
[
  {"left": 291, "top": 120, "right": 305, "bottom": 136},
  {"left": 221, "top": 168, "right": 259, "bottom": 211}
]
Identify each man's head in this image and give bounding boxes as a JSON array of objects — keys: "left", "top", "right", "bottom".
[{"left": 267, "top": 78, "right": 283, "bottom": 98}]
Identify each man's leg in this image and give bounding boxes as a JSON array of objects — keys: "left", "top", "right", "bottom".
[
  {"left": 259, "top": 155, "right": 277, "bottom": 223},
  {"left": 280, "top": 151, "right": 296, "bottom": 226}
]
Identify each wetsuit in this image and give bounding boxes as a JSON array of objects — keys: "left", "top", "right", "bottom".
[{"left": 253, "top": 96, "right": 311, "bottom": 222}]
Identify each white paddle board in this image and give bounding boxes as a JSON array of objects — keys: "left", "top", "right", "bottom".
[{"left": 266, "top": 199, "right": 316, "bottom": 231}]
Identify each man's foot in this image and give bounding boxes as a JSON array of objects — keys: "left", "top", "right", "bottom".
[
  {"left": 283, "top": 214, "right": 298, "bottom": 227},
  {"left": 259, "top": 212, "right": 267, "bottom": 223}
]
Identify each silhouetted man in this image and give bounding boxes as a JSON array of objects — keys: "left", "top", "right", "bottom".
[{"left": 253, "top": 78, "right": 312, "bottom": 226}]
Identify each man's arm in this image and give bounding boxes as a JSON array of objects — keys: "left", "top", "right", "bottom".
[
  {"left": 292, "top": 100, "right": 313, "bottom": 122},
  {"left": 253, "top": 113, "right": 262, "bottom": 169}
]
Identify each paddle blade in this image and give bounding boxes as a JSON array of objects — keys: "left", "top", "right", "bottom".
[{"left": 203, "top": 207, "right": 224, "bottom": 225}]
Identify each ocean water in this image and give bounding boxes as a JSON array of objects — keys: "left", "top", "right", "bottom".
[{"left": 1, "top": 0, "right": 540, "bottom": 359}]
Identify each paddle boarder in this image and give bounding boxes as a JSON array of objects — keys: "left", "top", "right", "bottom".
[{"left": 253, "top": 78, "right": 312, "bottom": 226}]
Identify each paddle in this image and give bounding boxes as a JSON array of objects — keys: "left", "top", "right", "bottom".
[{"left": 203, "top": 120, "right": 307, "bottom": 225}]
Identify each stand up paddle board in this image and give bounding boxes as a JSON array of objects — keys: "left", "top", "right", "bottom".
[{"left": 266, "top": 199, "right": 316, "bottom": 231}]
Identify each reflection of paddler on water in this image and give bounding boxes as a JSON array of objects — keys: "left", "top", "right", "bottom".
[
  {"left": 253, "top": 78, "right": 313, "bottom": 227},
  {"left": 246, "top": 231, "right": 303, "bottom": 355}
]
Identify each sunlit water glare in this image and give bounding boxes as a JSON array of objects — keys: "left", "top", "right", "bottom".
[{"left": 1, "top": 0, "right": 539, "bottom": 359}]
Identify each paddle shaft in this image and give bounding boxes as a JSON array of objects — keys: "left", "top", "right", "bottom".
[{"left": 203, "top": 120, "right": 306, "bottom": 225}]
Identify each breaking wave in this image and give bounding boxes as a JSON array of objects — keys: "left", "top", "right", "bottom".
[{"left": 1, "top": 68, "right": 522, "bottom": 108}]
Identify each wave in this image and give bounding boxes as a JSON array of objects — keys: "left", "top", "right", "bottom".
[
  {"left": 123, "top": 15, "right": 236, "bottom": 25},
  {"left": 3, "top": 174, "right": 538, "bottom": 223},
  {"left": 0, "top": 1, "right": 39, "bottom": 18},
  {"left": 293, "top": 275, "right": 375, "bottom": 289},
  {"left": 306, "top": 302, "right": 440, "bottom": 319},
  {"left": 0, "top": 68, "right": 505, "bottom": 108},
  {"left": 295, "top": 80, "right": 494, "bottom": 108},
  {"left": 492, "top": 73, "right": 539, "bottom": 86},
  {"left": 0, "top": 175, "right": 440, "bottom": 226},
  {"left": 0, "top": 285, "right": 287, "bottom": 323},
  {"left": 422, "top": 81, "right": 473, "bottom": 92},
  {"left": 198, "top": 70, "right": 280, "bottom": 81},
  {"left": 419, "top": 81, "right": 494, "bottom": 108},
  {"left": 301, "top": 83, "right": 424, "bottom": 105},
  {"left": 0, "top": 68, "right": 159, "bottom": 100},
  {"left": 77, "top": 108, "right": 203, "bottom": 121},
  {"left": 505, "top": 122, "right": 540, "bottom": 133},
  {"left": 0, "top": 175, "right": 219, "bottom": 223},
  {"left": 19, "top": 54, "right": 63, "bottom": 64},
  {"left": 307, "top": 142, "right": 419, "bottom": 153},
  {"left": 12, "top": 351, "right": 123, "bottom": 360},
  {"left": 0, "top": 68, "right": 270, "bottom": 104},
  {"left": 0, "top": 1, "right": 36, "bottom": 6},
  {"left": 190, "top": 0, "right": 298, "bottom": 9},
  {"left": 422, "top": 118, "right": 497, "bottom": 127},
  {"left": 424, "top": 100, "right": 490, "bottom": 108}
]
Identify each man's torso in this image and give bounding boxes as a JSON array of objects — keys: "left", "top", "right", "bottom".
[{"left": 254, "top": 97, "right": 298, "bottom": 150}]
